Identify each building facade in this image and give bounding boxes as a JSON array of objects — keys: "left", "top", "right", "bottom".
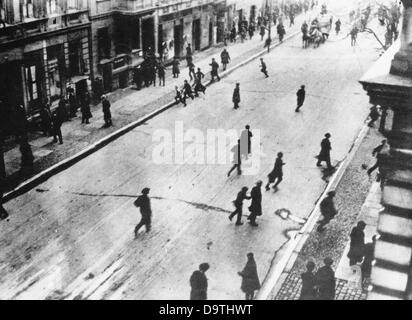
[
  {"left": 360, "top": 0, "right": 412, "bottom": 300},
  {"left": 0, "top": 0, "right": 91, "bottom": 118},
  {"left": 89, "top": 0, "right": 227, "bottom": 95}
]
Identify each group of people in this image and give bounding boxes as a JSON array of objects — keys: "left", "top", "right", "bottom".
[
  {"left": 38, "top": 88, "right": 92, "bottom": 145},
  {"left": 190, "top": 253, "right": 261, "bottom": 300},
  {"left": 133, "top": 48, "right": 167, "bottom": 89}
]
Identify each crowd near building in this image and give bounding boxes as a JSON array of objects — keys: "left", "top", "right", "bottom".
[{"left": 1, "top": 0, "right": 291, "bottom": 121}]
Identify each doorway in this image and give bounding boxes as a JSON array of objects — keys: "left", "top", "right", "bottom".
[
  {"left": 209, "top": 21, "right": 213, "bottom": 46},
  {"left": 192, "top": 19, "right": 201, "bottom": 50},
  {"left": 141, "top": 17, "right": 155, "bottom": 53},
  {"left": 174, "top": 23, "right": 183, "bottom": 58}
]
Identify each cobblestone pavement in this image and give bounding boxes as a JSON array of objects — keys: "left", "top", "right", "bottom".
[
  {"left": 3, "top": 9, "right": 316, "bottom": 193},
  {"left": 275, "top": 272, "right": 367, "bottom": 300},
  {"left": 270, "top": 127, "right": 385, "bottom": 300}
]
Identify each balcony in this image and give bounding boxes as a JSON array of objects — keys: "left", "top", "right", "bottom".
[{"left": 0, "top": 9, "right": 89, "bottom": 47}]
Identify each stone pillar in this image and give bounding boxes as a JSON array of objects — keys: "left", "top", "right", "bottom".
[{"left": 390, "top": 0, "right": 412, "bottom": 77}]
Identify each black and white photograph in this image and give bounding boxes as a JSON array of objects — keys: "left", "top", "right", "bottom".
[{"left": 0, "top": 0, "right": 411, "bottom": 306}]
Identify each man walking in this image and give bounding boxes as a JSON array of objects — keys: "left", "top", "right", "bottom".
[
  {"left": 238, "top": 253, "right": 261, "bottom": 300},
  {"left": 367, "top": 139, "right": 387, "bottom": 176},
  {"left": 81, "top": 91, "right": 92, "bottom": 124},
  {"left": 347, "top": 221, "right": 366, "bottom": 266},
  {"left": 186, "top": 43, "right": 193, "bottom": 66},
  {"left": 210, "top": 58, "right": 221, "bottom": 82},
  {"left": 260, "top": 58, "right": 269, "bottom": 78},
  {"left": 134, "top": 187, "right": 152, "bottom": 237},
  {"left": 248, "top": 181, "right": 262, "bottom": 227},
  {"left": 317, "top": 191, "right": 338, "bottom": 232},
  {"left": 265, "top": 152, "right": 285, "bottom": 191},
  {"left": 295, "top": 85, "right": 306, "bottom": 112},
  {"left": 172, "top": 58, "right": 180, "bottom": 78},
  {"left": 190, "top": 263, "right": 210, "bottom": 300},
  {"left": 101, "top": 95, "right": 112, "bottom": 127},
  {"left": 315, "top": 257, "right": 336, "bottom": 300},
  {"left": 229, "top": 186, "right": 251, "bottom": 226},
  {"left": 183, "top": 80, "right": 195, "bottom": 100},
  {"left": 220, "top": 49, "right": 231, "bottom": 71},
  {"left": 300, "top": 261, "right": 317, "bottom": 300},
  {"left": 194, "top": 68, "right": 206, "bottom": 97},
  {"left": 157, "top": 61, "right": 166, "bottom": 86},
  {"left": 233, "top": 83, "right": 241, "bottom": 109},
  {"left": 316, "top": 133, "right": 333, "bottom": 169},
  {"left": 51, "top": 109, "right": 63, "bottom": 144}
]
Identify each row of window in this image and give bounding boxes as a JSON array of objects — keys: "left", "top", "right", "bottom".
[{"left": 0, "top": 0, "right": 81, "bottom": 24}]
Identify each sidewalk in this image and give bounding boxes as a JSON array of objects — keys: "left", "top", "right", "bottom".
[
  {"left": 271, "top": 127, "right": 384, "bottom": 300},
  {"left": 3, "top": 10, "right": 314, "bottom": 194}
]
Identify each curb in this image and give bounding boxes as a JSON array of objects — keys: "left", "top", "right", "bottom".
[
  {"left": 256, "top": 124, "right": 370, "bottom": 300},
  {"left": 3, "top": 30, "right": 301, "bottom": 204}
]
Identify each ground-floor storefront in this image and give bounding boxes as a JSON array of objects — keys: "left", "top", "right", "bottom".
[{"left": 0, "top": 25, "right": 92, "bottom": 118}]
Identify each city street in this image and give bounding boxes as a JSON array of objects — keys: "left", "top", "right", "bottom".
[{"left": 0, "top": 19, "right": 384, "bottom": 299}]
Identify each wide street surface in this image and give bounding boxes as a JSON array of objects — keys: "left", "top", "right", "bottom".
[{"left": 0, "top": 16, "right": 384, "bottom": 299}]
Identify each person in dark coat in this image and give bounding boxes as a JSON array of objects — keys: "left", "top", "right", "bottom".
[
  {"left": 209, "top": 58, "right": 220, "bottom": 82},
  {"left": 300, "top": 261, "right": 317, "bottom": 300},
  {"left": 367, "top": 105, "right": 380, "bottom": 127},
  {"left": 67, "top": 87, "right": 77, "bottom": 118},
  {"left": 51, "top": 109, "right": 63, "bottom": 144},
  {"left": 277, "top": 23, "right": 286, "bottom": 42},
  {"left": 295, "top": 85, "right": 306, "bottom": 112},
  {"left": 238, "top": 253, "right": 260, "bottom": 300},
  {"left": 335, "top": 19, "right": 341, "bottom": 35},
  {"left": 229, "top": 186, "right": 251, "bottom": 226},
  {"left": 157, "top": 61, "right": 166, "bottom": 86},
  {"left": 172, "top": 58, "right": 180, "bottom": 78},
  {"left": 134, "top": 187, "right": 152, "bottom": 237},
  {"left": 260, "top": 25, "right": 266, "bottom": 41},
  {"left": 316, "top": 133, "right": 333, "bottom": 169},
  {"left": 175, "top": 86, "right": 186, "bottom": 107},
  {"left": 248, "top": 24, "right": 255, "bottom": 40},
  {"left": 190, "top": 263, "right": 209, "bottom": 300},
  {"left": 265, "top": 152, "right": 285, "bottom": 191},
  {"left": 81, "top": 91, "right": 92, "bottom": 124},
  {"left": 361, "top": 235, "right": 377, "bottom": 285},
  {"left": 133, "top": 66, "right": 143, "bottom": 90},
  {"left": 194, "top": 68, "right": 206, "bottom": 97},
  {"left": 317, "top": 191, "right": 337, "bottom": 232},
  {"left": 233, "top": 83, "right": 240, "bottom": 109},
  {"left": 347, "top": 221, "right": 366, "bottom": 266},
  {"left": 260, "top": 58, "right": 268, "bottom": 78},
  {"left": 315, "top": 257, "right": 336, "bottom": 300},
  {"left": 248, "top": 181, "right": 262, "bottom": 226},
  {"left": 367, "top": 139, "right": 386, "bottom": 176},
  {"left": 220, "top": 49, "right": 231, "bottom": 71},
  {"left": 230, "top": 25, "right": 237, "bottom": 42},
  {"left": 39, "top": 101, "right": 52, "bottom": 136},
  {"left": 186, "top": 44, "right": 193, "bottom": 66},
  {"left": 101, "top": 95, "right": 112, "bottom": 127},
  {"left": 183, "top": 80, "right": 195, "bottom": 100}
]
